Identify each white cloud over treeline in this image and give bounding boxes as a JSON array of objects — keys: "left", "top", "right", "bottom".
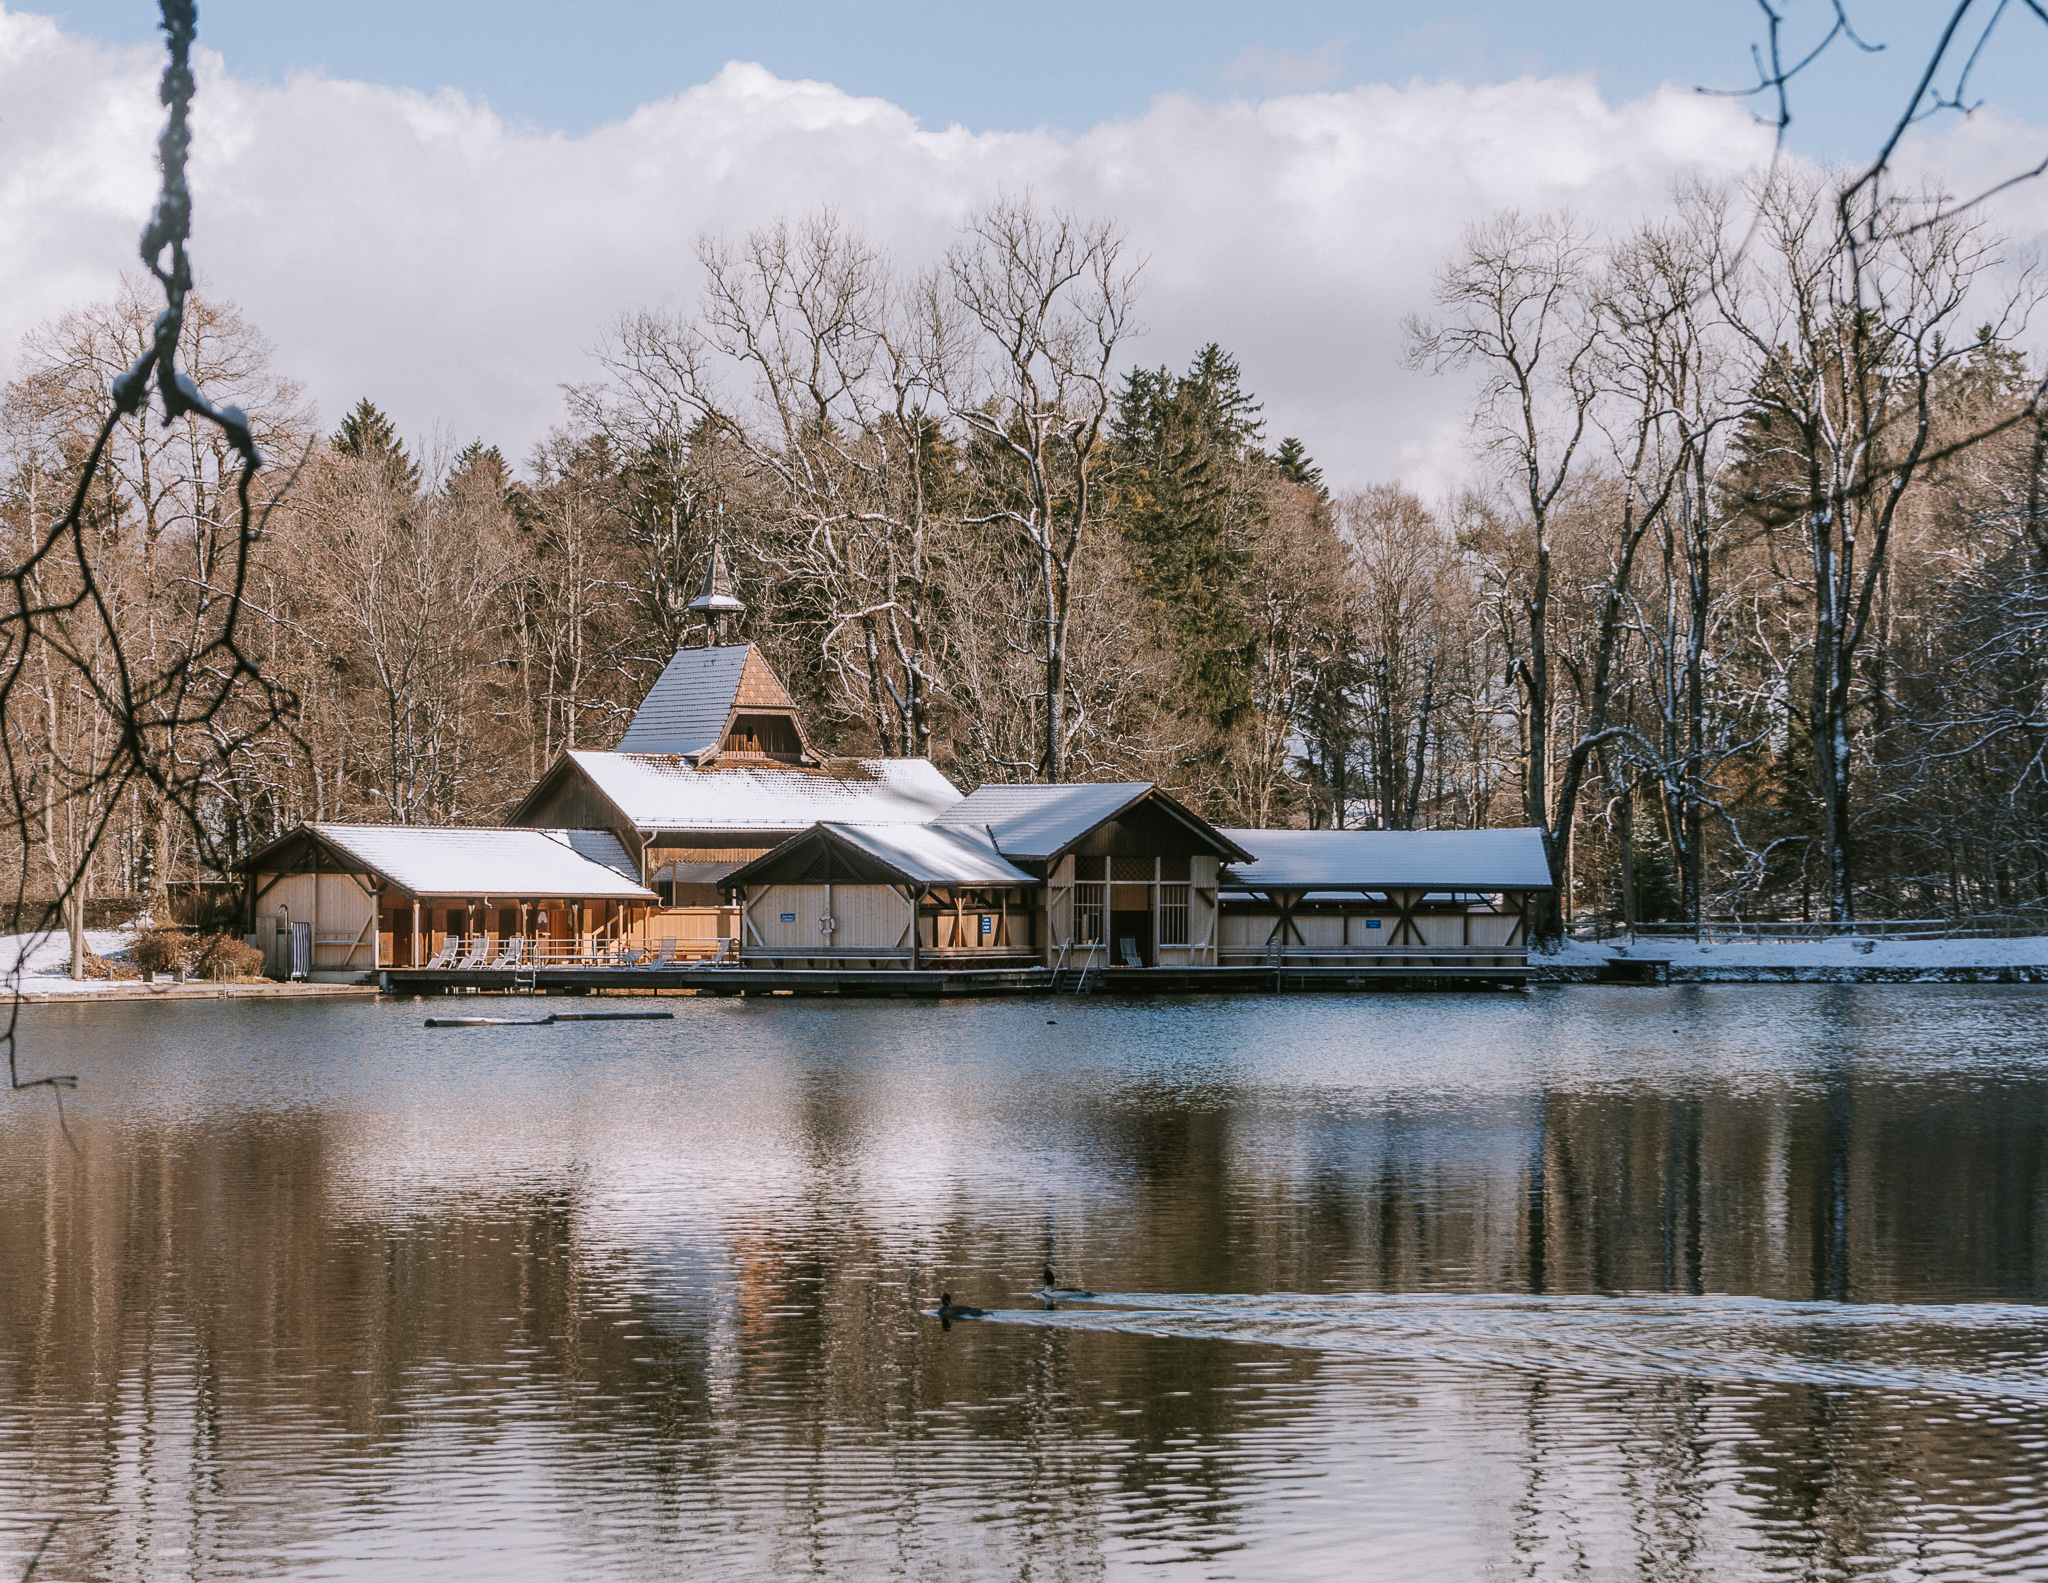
[{"left": 0, "top": 5, "right": 1951, "bottom": 490}]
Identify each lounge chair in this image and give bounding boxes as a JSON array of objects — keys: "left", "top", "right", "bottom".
[
  {"left": 643, "top": 939, "right": 678, "bottom": 969},
  {"left": 423, "top": 939, "right": 460, "bottom": 970},
  {"left": 612, "top": 942, "right": 648, "bottom": 968},
  {"left": 1120, "top": 937, "right": 1144, "bottom": 969},
  {"left": 489, "top": 937, "right": 526, "bottom": 970},
  {"left": 455, "top": 936, "right": 493, "bottom": 969}
]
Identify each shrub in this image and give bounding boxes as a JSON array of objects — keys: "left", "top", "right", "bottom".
[
  {"left": 194, "top": 933, "right": 265, "bottom": 981},
  {"left": 132, "top": 927, "right": 196, "bottom": 975}
]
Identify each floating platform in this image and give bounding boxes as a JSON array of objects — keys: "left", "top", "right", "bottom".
[{"left": 380, "top": 963, "right": 1530, "bottom": 998}]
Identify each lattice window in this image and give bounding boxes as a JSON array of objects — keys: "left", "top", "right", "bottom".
[{"left": 1158, "top": 885, "right": 1190, "bottom": 945}]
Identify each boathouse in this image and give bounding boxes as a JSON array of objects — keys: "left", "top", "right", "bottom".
[
  {"left": 724, "top": 783, "right": 1253, "bottom": 970},
  {"left": 508, "top": 640, "right": 962, "bottom": 954},
  {"left": 243, "top": 824, "right": 655, "bottom": 980},
  {"left": 722, "top": 822, "right": 1040, "bottom": 967},
  {"left": 1213, "top": 827, "right": 1553, "bottom": 969}
]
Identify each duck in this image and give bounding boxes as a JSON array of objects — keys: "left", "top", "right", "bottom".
[
  {"left": 1042, "top": 1266, "right": 1096, "bottom": 1299},
  {"left": 936, "top": 1292, "right": 990, "bottom": 1319}
]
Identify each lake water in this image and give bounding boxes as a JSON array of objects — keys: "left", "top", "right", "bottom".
[{"left": 2, "top": 985, "right": 2047, "bottom": 1580}]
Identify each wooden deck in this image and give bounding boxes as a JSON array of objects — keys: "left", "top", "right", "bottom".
[{"left": 381, "top": 961, "right": 1530, "bottom": 998}]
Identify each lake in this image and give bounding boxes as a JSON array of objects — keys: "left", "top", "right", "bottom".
[{"left": 2, "top": 985, "right": 2046, "bottom": 1580}]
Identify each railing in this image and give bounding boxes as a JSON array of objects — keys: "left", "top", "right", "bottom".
[
  {"left": 1569, "top": 915, "right": 2048, "bottom": 944},
  {"left": 1219, "top": 945, "right": 1528, "bottom": 967},
  {"left": 408, "top": 935, "right": 736, "bottom": 970}
]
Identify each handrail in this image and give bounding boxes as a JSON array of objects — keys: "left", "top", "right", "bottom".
[{"left": 1072, "top": 939, "right": 1101, "bottom": 994}]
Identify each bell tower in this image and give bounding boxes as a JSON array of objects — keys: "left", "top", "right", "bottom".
[{"left": 687, "top": 543, "right": 745, "bottom": 645}]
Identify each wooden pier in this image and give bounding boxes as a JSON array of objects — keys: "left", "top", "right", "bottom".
[{"left": 380, "top": 961, "right": 1529, "bottom": 998}]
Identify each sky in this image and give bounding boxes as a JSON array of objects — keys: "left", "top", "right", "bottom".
[{"left": 6, "top": 2, "right": 2048, "bottom": 491}]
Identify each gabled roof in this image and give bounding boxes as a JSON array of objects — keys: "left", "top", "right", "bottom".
[
  {"left": 931, "top": 782, "right": 1252, "bottom": 863},
  {"left": 247, "top": 824, "right": 655, "bottom": 899},
  {"left": 1217, "top": 828, "right": 1555, "bottom": 891},
  {"left": 727, "top": 822, "right": 1037, "bottom": 889},
  {"left": 616, "top": 643, "right": 807, "bottom": 761},
  {"left": 540, "top": 750, "right": 964, "bottom": 833}
]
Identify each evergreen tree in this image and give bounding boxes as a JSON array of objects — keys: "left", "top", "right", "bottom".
[
  {"left": 333, "top": 397, "right": 421, "bottom": 494},
  {"left": 1274, "top": 436, "right": 1325, "bottom": 496},
  {"left": 1112, "top": 344, "right": 1266, "bottom": 731}
]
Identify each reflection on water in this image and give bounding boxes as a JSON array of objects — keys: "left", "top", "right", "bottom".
[{"left": 1, "top": 985, "right": 2046, "bottom": 1578}]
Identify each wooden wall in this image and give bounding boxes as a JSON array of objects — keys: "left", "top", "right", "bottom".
[{"left": 742, "top": 883, "right": 914, "bottom": 956}]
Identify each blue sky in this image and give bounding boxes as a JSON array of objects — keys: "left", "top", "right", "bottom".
[{"left": 46, "top": 1, "right": 2045, "bottom": 156}]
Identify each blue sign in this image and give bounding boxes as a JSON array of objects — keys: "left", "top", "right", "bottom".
[
  {"left": 1365, "top": 919, "right": 1383, "bottom": 929},
  {"left": 980, "top": 915, "right": 993, "bottom": 935},
  {"left": 780, "top": 913, "right": 796, "bottom": 923}
]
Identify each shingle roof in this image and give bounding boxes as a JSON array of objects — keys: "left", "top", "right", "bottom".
[
  {"left": 565, "top": 751, "right": 963, "bottom": 832},
  {"left": 930, "top": 783, "right": 1154, "bottom": 861},
  {"left": 616, "top": 644, "right": 752, "bottom": 757},
  {"left": 289, "top": 825, "right": 654, "bottom": 898},
  {"left": 1218, "top": 828, "right": 1555, "bottom": 891}
]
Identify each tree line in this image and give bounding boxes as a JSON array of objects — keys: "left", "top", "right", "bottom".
[{"left": 4, "top": 181, "right": 2045, "bottom": 950}]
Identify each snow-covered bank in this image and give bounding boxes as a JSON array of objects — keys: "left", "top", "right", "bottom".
[
  {"left": 1539, "top": 934, "right": 2048, "bottom": 983},
  {"left": 3, "top": 925, "right": 144, "bottom": 995}
]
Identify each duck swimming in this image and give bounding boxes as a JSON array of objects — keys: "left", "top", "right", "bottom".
[
  {"left": 936, "top": 1293, "right": 990, "bottom": 1319},
  {"left": 1042, "top": 1266, "right": 1095, "bottom": 1299}
]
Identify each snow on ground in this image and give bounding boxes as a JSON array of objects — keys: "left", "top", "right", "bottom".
[
  {"left": 1542, "top": 933, "right": 2048, "bottom": 969},
  {"left": 3, "top": 925, "right": 144, "bottom": 995}
]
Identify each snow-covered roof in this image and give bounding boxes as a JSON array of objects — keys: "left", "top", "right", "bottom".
[
  {"left": 562, "top": 751, "right": 964, "bottom": 832},
  {"left": 812, "top": 822, "right": 1037, "bottom": 886},
  {"left": 616, "top": 645, "right": 753, "bottom": 757},
  {"left": 931, "top": 783, "right": 1153, "bottom": 860},
  {"left": 1218, "top": 828, "right": 1555, "bottom": 891},
  {"left": 264, "top": 824, "right": 654, "bottom": 899},
  {"left": 931, "top": 782, "right": 1250, "bottom": 862}
]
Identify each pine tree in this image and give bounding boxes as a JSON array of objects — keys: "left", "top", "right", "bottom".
[
  {"left": 1112, "top": 345, "right": 1265, "bottom": 731},
  {"left": 1274, "top": 436, "right": 1325, "bottom": 496},
  {"left": 333, "top": 397, "right": 421, "bottom": 494}
]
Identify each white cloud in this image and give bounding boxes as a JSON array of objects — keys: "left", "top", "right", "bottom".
[{"left": 1, "top": 6, "right": 1801, "bottom": 492}]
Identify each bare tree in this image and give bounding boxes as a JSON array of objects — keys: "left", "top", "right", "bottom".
[{"left": 945, "top": 195, "right": 1141, "bottom": 781}]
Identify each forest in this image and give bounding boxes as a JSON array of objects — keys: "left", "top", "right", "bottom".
[{"left": 4, "top": 179, "right": 2046, "bottom": 936}]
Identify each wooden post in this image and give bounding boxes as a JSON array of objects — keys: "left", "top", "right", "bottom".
[{"left": 410, "top": 898, "right": 420, "bottom": 967}]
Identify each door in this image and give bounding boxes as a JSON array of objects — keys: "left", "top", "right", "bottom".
[{"left": 1110, "top": 908, "right": 1152, "bottom": 967}]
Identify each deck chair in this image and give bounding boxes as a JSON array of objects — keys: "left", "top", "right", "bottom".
[
  {"left": 423, "top": 939, "right": 460, "bottom": 970},
  {"left": 612, "top": 941, "right": 647, "bottom": 968},
  {"left": 488, "top": 937, "right": 526, "bottom": 970},
  {"left": 455, "top": 936, "right": 493, "bottom": 969},
  {"left": 1119, "top": 937, "right": 1144, "bottom": 969},
  {"left": 644, "top": 939, "right": 678, "bottom": 969}
]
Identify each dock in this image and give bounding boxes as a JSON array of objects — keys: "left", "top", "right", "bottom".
[{"left": 380, "top": 962, "right": 1530, "bottom": 997}]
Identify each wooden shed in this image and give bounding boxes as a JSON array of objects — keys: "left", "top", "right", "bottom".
[
  {"left": 724, "top": 822, "right": 1041, "bottom": 967},
  {"left": 243, "top": 824, "right": 655, "bottom": 980},
  {"left": 1214, "top": 828, "right": 1555, "bottom": 969}
]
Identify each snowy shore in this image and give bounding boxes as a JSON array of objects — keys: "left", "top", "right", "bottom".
[
  {"left": 1538, "top": 934, "right": 2048, "bottom": 983},
  {"left": 2, "top": 925, "right": 148, "bottom": 995}
]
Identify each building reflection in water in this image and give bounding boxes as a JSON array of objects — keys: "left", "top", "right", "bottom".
[{"left": 0, "top": 987, "right": 2043, "bottom": 1578}]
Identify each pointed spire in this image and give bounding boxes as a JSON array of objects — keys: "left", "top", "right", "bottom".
[{"left": 687, "top": 541, "right": 745, "bottom": 644}]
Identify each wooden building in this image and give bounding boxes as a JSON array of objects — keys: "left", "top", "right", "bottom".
[
  {"left": 509, "top": 642, "right": 961, "bottom": 955},
  {"left": 1213, "top": 828, "right": 1554, "bottom": 968},
  {"left": 723, "top": 822, "right": 1040, "bottom": 967},
  {"left": 724, "top": 784, "right": 1252, "bottom": 970},
  {"left": 243, "top": 824, "right": 655, "bottom": 980}
]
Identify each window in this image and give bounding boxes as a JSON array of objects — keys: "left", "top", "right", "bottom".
[
  {"left": 1159, "top": 886, "right": 1190, "bottom": 946},
  {"left": 1074, "top": 883, "right": 1105, "bottom": 943}
]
